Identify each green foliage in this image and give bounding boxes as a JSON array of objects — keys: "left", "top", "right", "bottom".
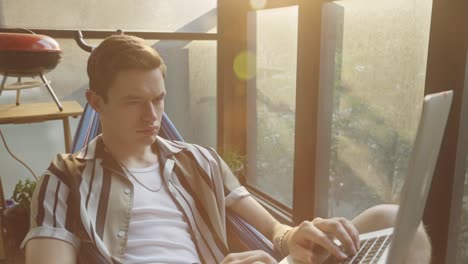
[
  {"left": 12, "top": 178, "right": 36, "bottom": 209},
  {"left": 220, "top": 149, "right": 247, "bottom": 183},
  {"left": 221, "top": 149, "right": 246, "bottom": 172},
  {"left": 328, "top": 83, "right": 413, "bottom": 215},
  {"left": 456, "top": 163, "right": 468, "bottom": 263},
  {"left": 457, "top": 206, "right": 468, "bottom": 263}
]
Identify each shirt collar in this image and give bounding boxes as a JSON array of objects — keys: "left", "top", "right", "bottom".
[{"left": 75, "top": 134, "right": 186, "bottom": 162}]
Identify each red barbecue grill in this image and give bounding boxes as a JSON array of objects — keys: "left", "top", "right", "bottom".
[{"left": 0, "top": 32, "right": 63, "bottom": 111}]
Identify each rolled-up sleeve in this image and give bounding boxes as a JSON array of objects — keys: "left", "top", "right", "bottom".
[
  {"left": 225, "top": 186, "right": 250, "bottom": 207},
  {"left": 21, "top": 226, "right": 80, "bottom": 250},
  {"left": 21, "top": 157, "right": 80, "bottom": 251},
  {"left": 210, "top": 149, "right": 251, "bottom": 207}
]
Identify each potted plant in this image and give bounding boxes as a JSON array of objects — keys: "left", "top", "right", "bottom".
[
  {"left": 4, "top": 178, "right": 36, "bottom": 248},
  {"left": 220, "top": 149, "right": 247, "bottom": 184}
]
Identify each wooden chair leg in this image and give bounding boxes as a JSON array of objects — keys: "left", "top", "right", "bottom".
[
  {"left": 15, "top": 90, "right": 21, "bottom": 106},
  {"left": 63, "top": 117, "right": 71, "bottom": 153},
  {"left": 0, "top": 74, "right": 7, "bottom": 97}
]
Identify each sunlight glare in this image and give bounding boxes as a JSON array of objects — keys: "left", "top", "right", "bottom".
[
  {"left": 250, "top": 0, "right": 267, "bottom": 10},
  {"left": 233, "top": 50, "right": 256, "bottom": 80}
]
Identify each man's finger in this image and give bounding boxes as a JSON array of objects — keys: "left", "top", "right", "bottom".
[
  {"left": 240, "top": 251, "right": 277, "bottom": 264},
  {"left": 337, "top": 217, "right": 360, "bottom": 251},
  {"left": 313, "top": 218, "right": 356, "bottom": 256},
  {"left": 221, "top": 250, "right": 277, "bottom": 264},
  {"left": 288, "top": 243, "right": 314, "bottom": 264},
  {"left": 301, "top": 222, "right": 349, "bottom": 260}
]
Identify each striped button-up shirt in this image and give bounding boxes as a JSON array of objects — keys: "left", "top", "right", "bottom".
[{"left": 21, "top": 135, "right": 250, "bottom": 263}]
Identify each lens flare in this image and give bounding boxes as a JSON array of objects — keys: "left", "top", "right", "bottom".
[
  {"left": 250, "top": 0, "right": 267, "bottom": 10},
  {"left": 233, "top": 50, "right": 256, "bottom": 80}
]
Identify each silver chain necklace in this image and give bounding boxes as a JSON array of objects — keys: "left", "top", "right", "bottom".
[{"left": 120, "top": 162, "right": 162, "bottom": 192}]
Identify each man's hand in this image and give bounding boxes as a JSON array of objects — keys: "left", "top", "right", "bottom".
[
  {"left": 221, "top": 250, "right": 278, "bottom": 264},
  {"left": 228, "top": 196, "right": 359, "bottom": 263},
  {"left": 284, "top": 217, "right": 360, "bottom": 264}
]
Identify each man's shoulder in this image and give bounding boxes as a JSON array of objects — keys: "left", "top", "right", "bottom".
[
  {"left": 157, "top": 137, "right": 219, "bottom": 163},
  {"left": 172, "top": 140, "right": 217, "bottom": 156},
  {"left": 51, "top": 152, "right": 83, "bottom": 166},
  {"left": 171, "top": 140, "right": 213, "bottom": 151},
  {"left": 157, "top": 136, "right": 215, "bottom": 154},
  {"left": 40, "top": 152, "right": 85, "bottom": 187},
  {"left": 73, "top": 135, "right": 102, "bottom": 160}
]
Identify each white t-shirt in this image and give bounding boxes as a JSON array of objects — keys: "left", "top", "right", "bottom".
[{"left": 122, "top": 163, "right": 201, "bottom": 264}]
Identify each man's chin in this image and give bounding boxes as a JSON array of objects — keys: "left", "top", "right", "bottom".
[{"left": 136, "top": 133, "right": 158, "bottom": 144}]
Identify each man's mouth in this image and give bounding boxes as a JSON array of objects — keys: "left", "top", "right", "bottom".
[{"left": 137, "top": 126, "right": 159, "bottom": 134}]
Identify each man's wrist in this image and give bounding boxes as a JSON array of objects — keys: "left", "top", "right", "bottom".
[
  {"left": 279, "top": 229, "right": 291, "bottom": 256},
  {"left": 273, "top": 225, "right": 292, "bottom": 257}
]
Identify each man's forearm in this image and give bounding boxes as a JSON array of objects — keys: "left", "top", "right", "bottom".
[
  {"left": 25, "top": 238, "right": 77, "bottom": 264},
  {"left": 229, "top": 195, "right": 292, "bottom": 250}
]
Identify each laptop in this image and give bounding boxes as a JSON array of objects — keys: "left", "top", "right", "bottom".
[{"left": 280, "top": 90, "right": 453, "bottom": 264}]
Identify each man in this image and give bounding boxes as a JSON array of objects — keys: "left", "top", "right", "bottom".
[{"left": 22, "top": 34, "right": 431, "bottom": 264}]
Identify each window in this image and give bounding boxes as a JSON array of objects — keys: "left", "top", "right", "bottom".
[
  {"left": 455, "top": 53, "right": 468, "bottom": 264},
  {"left": 246, "top": 6, "right": 298, "bottom": 208},
  {"left": 161, "top": 40, "right": 217, "bottom": 147},
  {"left": 320, "top": 0, "right": 433, "bottom": 219},
  {"left": 457, "top": 156, "right": 468, "bottom": 263}
]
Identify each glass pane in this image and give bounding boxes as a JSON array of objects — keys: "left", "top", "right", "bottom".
[
  {"left": 322, "top": 0, "right": 433, "bottom": 218},
  {"left": 456, "top": 53, "right": 468, "bottom": 263},
  {"left": 1, "top": 0, "right": 217, "bottom": 33},
  {"left": 158, "top": 40, "right": 217, "bottom": 148},
  {"left": 456, "top": 156, "right": 468, "bottom": 263},
  {"left": 246, "top": 6, "right": 298, "bottom": 207}
]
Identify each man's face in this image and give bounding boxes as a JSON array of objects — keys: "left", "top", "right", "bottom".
[{"left": 97, "top": 68, "right": 166, "bottom": 147}]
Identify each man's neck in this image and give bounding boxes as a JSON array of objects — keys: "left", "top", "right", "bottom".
[{"left": 102, "top": 135, "right": 158, "bottom": 169}]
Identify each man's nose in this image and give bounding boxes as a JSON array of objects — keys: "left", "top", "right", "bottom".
[{"left": 142, "top": 101, "right": 158, "bottom": 122}]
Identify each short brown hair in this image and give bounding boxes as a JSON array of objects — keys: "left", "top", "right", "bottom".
[{"left": 87, "top": 34, "right": 167, "bottom": 101}]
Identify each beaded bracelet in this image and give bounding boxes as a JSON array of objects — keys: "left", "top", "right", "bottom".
[{"left": 278, "top": 229, "right": 291, "bottom": 257}]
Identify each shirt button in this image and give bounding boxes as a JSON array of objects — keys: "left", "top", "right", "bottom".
[
  {"left": 118, "top": 230, "right": 125, "bottom": 238},
  {"left": 124, "top": 188, "right": 131, "bottom": 194}
]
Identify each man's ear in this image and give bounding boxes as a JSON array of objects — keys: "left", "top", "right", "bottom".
[{"left": 86, "top": 89, "right": 104, "bottom": 112}]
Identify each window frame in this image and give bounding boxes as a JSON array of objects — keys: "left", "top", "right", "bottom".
[
  {"left": 217, "top": 0, "right": 300, "bottom": 224},
  {"left": 217, "top": 1, "right": 468, "bottom": 263},
  {"left": 421, "top": 1, "right": 468, "bottom": 263}
]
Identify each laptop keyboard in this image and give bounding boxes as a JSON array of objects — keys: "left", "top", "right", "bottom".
[{"left": 330, "top": 234, "right": 393, "bottom": 264}]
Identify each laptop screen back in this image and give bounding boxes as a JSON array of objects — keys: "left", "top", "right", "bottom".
[{"left": 388, "top": 91, "right": 453, "bottom": 264}]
